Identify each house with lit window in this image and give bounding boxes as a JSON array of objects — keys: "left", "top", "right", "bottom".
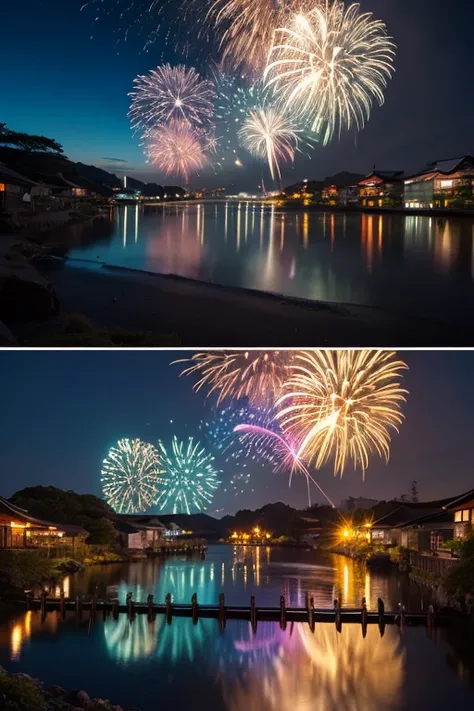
[
  {"left": 0, "top": 496, "right": 87, "bottom": 550},
  {"left": 113, "top": 514, "right": 167, "bottom": 550},
  {"left": 404, "top": 156, "right": 474, "bottom": 209},
  {"left": 358, "top": 170, "right": 404, "bottom": 207},
  {"left": 447, "top": 489, "right": 474, "bottom": 538}
]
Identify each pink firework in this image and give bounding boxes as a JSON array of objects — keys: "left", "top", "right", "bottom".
[
  {"left": 146, "top": 119, "right": 208, "bottom": 182},
  {"left": 233, "top": 424, "right": 335, "bottom": 508}
]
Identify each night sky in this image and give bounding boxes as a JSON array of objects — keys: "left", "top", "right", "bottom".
[
  {"left": 0, "top": 350, "right": 473, "bottom": 516},
  {"left": 2, "top": 0, "right": 474, "bottom": 190}
]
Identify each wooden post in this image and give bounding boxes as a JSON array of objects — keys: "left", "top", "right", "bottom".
[
  {"left": 308, "top": 596, "right": 315, "bottom": 633},
  {"left": 126, "top": 592, "right": 134, "bottom": 619},
  {"left": 40, "top": 590, "right": 47, "bottom": 617},
  {"left": 147, "top": 594, "right": 154, "bottom": 620},
  {"left": 219, "top": 592, "right": 226, "bottom": 631},
  {"left": 334, "top": 598, "right": 342, "bottom": 633},
  {"left": 75, "top": 595, "right": 81, "bottom": 620},
  {"left": 361, "top": 597, "right": 368, "bottom": 638},
  {"left": 377, "top": 597, "right": 385, "bottom": 637},
  {"left": 427, "top": 604, "right": 434, "bottom": 637},
  {"left": 165, "top": 593, "right": 173, "bottom": 624},
  {"left": 25, "top": 590, "right": 32, "bottom": 611},
  {"left": 192, "top": 593, "right": 198, "bottom": 625},
  {"left": 396, "top": 602, "right": 405, "bottom": 630},
  {"left": 279, "top": 595, "right": 286, "bottom": 630},
  {"left": 60, "top": 590, "right": 65, "bottom": 619},
  {"left": 112, "top": 598, "right": 119, "bottom": 620},
  {"left": 250, "top": 595, "right": 257, "bottom": 633}
]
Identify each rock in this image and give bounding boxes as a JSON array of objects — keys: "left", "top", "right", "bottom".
[
  {"left": 0, "top": 259, "right": 60, "bottom": 322},
  {"left": 65, "top": 690, "right": 91, "bottom": 709},
  {"left": 46, "top": 684, "right": 67, "bottom": 698},
  {"left": 0, "top": 320, "right": 17, "bottom": 344}
]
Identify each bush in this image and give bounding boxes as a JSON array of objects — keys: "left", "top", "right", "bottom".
[
  {"left": 85, "top": 518, "right": 118, "bottom": 545},
  {"left": 443, "top": 535, "right": 474, "bottom": 596},
  {"left": 0, "top": 668, "right": 45, "bottom": 711},
  {"left": 0, "top": 550, "right": 57, "bottom": 592}
]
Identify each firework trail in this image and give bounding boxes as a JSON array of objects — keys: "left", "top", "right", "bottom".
[
  {"left": 156, "top": 436, "right": 221, "bottom": 514},
  {"left": 129, "top": 64, "right": 216, "bottom": 137},
  {"left": 209, "top": 0, "right": 312, "bottom": 76},
  {"left": 145, "top": 119, "right": 209, "bottom": 182},
  {"left": 234, "top": 424, "right": 336, "bottom": 508},
  {"left": 238, "top": 108, "right": 299, "bottom": 183},
  {"left": 276, "top": 350, "right": 407, "bottom": 476},
  {"left": 174, "top": 351, "right": 293, "bottom": 406},
  {"left": 265, "top": 1, "right": 395, "bottom": 145},
  {"left": 101, "top": 438, "right": 160, "bottom": 513}
]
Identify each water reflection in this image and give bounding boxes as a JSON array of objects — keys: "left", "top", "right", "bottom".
[
  {"left": 66, "top": 203, "right": 474, "bottom": 325},
  {"left": 225, "top": 625, "right": 404, "bottom": 711}
]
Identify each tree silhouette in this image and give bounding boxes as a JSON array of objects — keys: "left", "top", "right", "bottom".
[
  {"left": 410, "top": 480, "right": 419, "bottom": 503},
  {"left": 0, "top": 122, "right": 64, "bottom": 154}
]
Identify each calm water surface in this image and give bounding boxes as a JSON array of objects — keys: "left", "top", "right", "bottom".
[
  {"left": 67, "top": 203, "right": 474, "bottom": 324},
  {"left": 1, "top": 546, "right": 474, "bottom": 710}
]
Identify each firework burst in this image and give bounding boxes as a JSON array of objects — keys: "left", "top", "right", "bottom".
[
  {"left": 101, "top": 438, "right": 160, "bottom": 513},
  {"left": 265, "top": 1, "right": 395, "bottom": 144},
  {"left": 175, "top": 351, "right": 293, "bottom": 406},
  {"left": 129, "top": 64, "right": 216, "bottom": 136},
  {"left": 238, "top": 107, "right": 299, "bottom": 182},
  {"left": 145, "top": 119, "right": 208, "bottom": 182},
  {"left": 209, "top": 0, "right": 311, "bottom": 75},
  {"left": 156, "top": 436, "right": 221, "bottom": 514},
  {"left": 277, "top": 350, "right": 407, "bottom": 476}
]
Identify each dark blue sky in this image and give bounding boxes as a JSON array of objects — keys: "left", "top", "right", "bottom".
[
  {"left": 0, "top": 350, "right": 473, "bottom": 515},
  {"left": 2, "top": 0, "right": 474, "bottom": 190}
]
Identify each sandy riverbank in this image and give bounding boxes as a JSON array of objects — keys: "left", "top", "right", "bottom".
[{"left": 21, "top": 258, "right": 472, "bottom": 346}]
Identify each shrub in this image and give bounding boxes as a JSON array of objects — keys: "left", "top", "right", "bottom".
[
  {"left": 0, "top": 550, "right": 57, "bottom": 592},
  {"left": 0, "top": 668, "right": 45, "bottom": 711}
]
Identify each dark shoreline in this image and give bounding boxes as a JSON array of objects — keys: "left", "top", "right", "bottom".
[{"left": 20, "top": 256, "right": 473, "bottom": 346}]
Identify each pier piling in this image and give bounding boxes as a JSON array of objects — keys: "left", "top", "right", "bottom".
[
  {"left": 377, "top": 597, "right": 385, "bottom": 637},
  {"left": 308, "top": 596, "right": 315, "bottom": 633},
  {"left": 147, "top": 594, "right": 154, "bottom": 620},
  {"left": 126, "top": 592, "right": 134, "bottom": 619},
  {"left": 218, "top": 593, "right": 226, "bottom": 631},
  {"left": 334, "top": 599, "right": 342, "bottom": 633},
  {"left": 250, "top": 595, "right": 257, "bottom": 633},
  {"left": 165, "top": 593, "right": 172, "bottom": 624},
  {"left": 112, "top": 598, "right": 119, "bottom": 619},
  {"left": 280, "top": 595, "right": 287, "bottom": 630},
  {"left": 361, "top": 597, "right": 368, "bottom": 638},
  {"left": 191, "top": 593, "right": 198, "bottom": 625}
]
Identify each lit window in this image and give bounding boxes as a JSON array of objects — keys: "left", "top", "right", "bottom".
[
  {"left": 462, "top": 509, "right": 470, "bottom": 522},
  {"left": 440, "top": 180, "right": 453, "bottom": 189},
  {"left": 454, "top": 511, "right": 462, "bottom": 522},
  {"left": 0, "top": 183, "right": 5, "bottom": 192}
]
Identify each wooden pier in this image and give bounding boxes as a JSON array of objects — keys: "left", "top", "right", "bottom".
[{"left": 24, "top": 592, "right": 445, "bottom": 635}]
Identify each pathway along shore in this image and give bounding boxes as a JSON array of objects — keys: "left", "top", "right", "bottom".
[{"left": 28, "top": 258, "right": 474, "bottom": 346}]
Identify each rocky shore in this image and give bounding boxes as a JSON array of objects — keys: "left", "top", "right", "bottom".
[{"left": 0, "top": 667, "right": 140, "bottom": 711}]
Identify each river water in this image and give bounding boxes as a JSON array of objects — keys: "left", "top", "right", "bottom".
[
  {"left": 1, "top": 546, "right": 474, "bottom": 710},
  {"left": 66, "top": 203, "right": 474, "bottom": 325}
]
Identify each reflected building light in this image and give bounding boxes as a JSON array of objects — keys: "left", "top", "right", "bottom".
[
  {"left": 237, "top": 207, "right": 241, "bottom": 252},
  {"left": 289, "top": 257, "right": 296, "bottom": 279},
  {"left": 303, "top": 213, "right": 309, "bottom": 248},
  {"left": 225, "top": 203, "right": 229, "bottom": 242},
  {"left": 210, "top": 563, "right": 215, "bottom": 582},
  {"left": 343, "top": 564, "right": 349, "bottom": 606},
  {"left": 245, "top": 202, "right": 249, "bottom": 242},
  {"left": 10, "top": 611, "right": 32, "bottom": 661},
  {"left": 378, "top": 215, "right": 383, "bottom": 254},
  {"left": 123, "top": 205, "right": 128, "bottom": 248},
  {"left": 330, "top": 213, "right": 335, "bottom": 250},
  {"left": 135, "top": 204, "right": 139, "bottom": 243},
  {"left": 221, "top": 562, "right": 225, "bottom": 586},
  {"left": 364, "top": 571, "right": 371, "bottom": 610},
  {"left": 255, "top": 546, "right": 261, "bottom": 587},
  {"left": 260, "top": 207, "right": 265, "bottom": 248},
  {"left": 280, "top": 216, "right": 285, "bottom": 251}
]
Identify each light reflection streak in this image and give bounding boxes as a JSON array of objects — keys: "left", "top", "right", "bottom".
[
  {"left": 134, "top": 205, "right": 139, "bottom": 243},
  {"left": 123, "top": 205, "right": 128, "bottom": 248}
]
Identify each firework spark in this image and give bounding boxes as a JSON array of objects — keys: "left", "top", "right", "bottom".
[
  {"left": 238, "top": 107, "right": 299, "bottom": 182},
  {"left": 101, "top": 438, "right": 160, "bottom": 513},
  {"left": 145, "top": 119, "right": 208, "bottom": 182},
  {"left": 156, "top": 436, "right": 221, "bottom": 514},
  {"left": 129, "top": 64, "right": 216, "bottom": 136},
  {"left": 209, "top": 0, "right": 310, "bottom": 75},
  {"left": 265, "top": 1, "right": 395, "bottom": 144},
  {"left": 234, "top": 424, "right": 335, "bottom": 507},
  {"left": 175, "top": 351, "right": 293, "bottom": 406},
  {"left": 277, "top": 350, "right": 407, "bottom": 476}
]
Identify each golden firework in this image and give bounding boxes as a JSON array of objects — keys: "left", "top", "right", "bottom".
[
  {"left": 276, "top": 350, "right": 407, "bottom": 475},
  {"left": 174, "top": 351, "right": 293, "bottom": 405}
]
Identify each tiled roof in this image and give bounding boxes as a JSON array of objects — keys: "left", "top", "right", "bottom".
[{"left": 0, "top": 496, "right": 87, "bottom": 535}]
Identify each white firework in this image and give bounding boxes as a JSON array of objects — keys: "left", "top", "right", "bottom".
[{"left": 101, "top": 438, "right": 160, "bottom": 513}]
